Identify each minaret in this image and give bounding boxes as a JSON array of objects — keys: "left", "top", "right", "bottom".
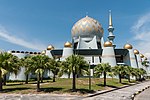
[{"left": 108, "top": 10, "right": 116, "bottom": 48}]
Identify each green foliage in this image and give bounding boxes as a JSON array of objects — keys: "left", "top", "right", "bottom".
[
  {"left": 94, "top": 63, "right": 111, "bottom": 86},
  {"left": 65, "top": 55, "right": 88, "bottom": 74},
  {"left": 46, "top": 58, "right": 61, "bottom": 82},
  {"left": 25, "top": 54, "right": 49, "bottom": 91},
  {"left": 94, "top": 63, "right": 111, "bottom": 77},
  {"left": 0, "top": 52, "right": 20, "bottom": 91},
  {"left": 142, "top": 60, "right": 149, "bottom": 67},
  {"left": 64, "top": 54, "right": 88, "bottom": 90}
]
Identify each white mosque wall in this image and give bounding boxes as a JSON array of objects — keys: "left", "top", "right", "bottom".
[
  {"left": 101, "top": 47, "right": 116, "bottom": 67},
  {"left": 8, "top": 53, "right": 27, "bottom": 80},
  {"left": 77, "top": 36, "right": 100, "bottom": 64},
  {"left": 124, "top": 49, "right": 138, "bottom": 68},
  {"left": 135, "top": 54, "right": 143, "bottom": 68},
  {"left": 45, "top": 50, "right": 53, "bottom": 58},
  {"left": 128, "top": 49, "right": 138, "bottom": 68},
  {"left": 123, "top": 53, "right": 131, "bottom": 66},
  {"left": 77, "top": 36, "right": 98, "bottom": 49},
  {"left": 8, "top": 67, "right": 26, "bottom": 80},
  {"left": 61, "top": 48, "right": 73, "bottom": 61}
]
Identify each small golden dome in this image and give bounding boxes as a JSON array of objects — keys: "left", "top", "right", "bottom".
[
  {"left": 104, "top": 41, "right": 112, "bottom": 47},
  {"left": 140, "top": 54, "right": 144, "bottom": 58},
  {"left": 124, "top": 44, "right": 133, "bottom": 49},
  {"left": 64, "top": 41, "right": 72, "bottom": 47},
  {"left": 47, "top": 45, "right": 54, "bottom": 50},
  {"left": 144, "top": 57, "right": 147, "bottom": 60},
  {"left": 133, "top": 49, "right": 139, "bottom": 54},
  {"left": 41, "top": 50, "right": 46, "bottom": 54}
]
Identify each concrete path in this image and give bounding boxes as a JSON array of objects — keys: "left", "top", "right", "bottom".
[
  {"left": 134, "top": 88, "right": 150, "bottom": 100},
  {"left": 0, "top": 81, "right": 150, "bottom": 100},
  {"left": 83, "top": 81, "right": 150, "bottom": 100}
]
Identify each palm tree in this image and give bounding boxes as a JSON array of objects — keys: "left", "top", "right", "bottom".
[
  {"left": 0, "top": 52, "right": 20, "bottom": 91},
  {"left": 107, "top": 71, "right": 115, "bottom": 80},
  {"left": 46, "top": 58, "right": 61, "bottom": 82},
  {"left": 65, "top": 55, "right": 88, "bottom": 91},
  {"left": 139, "top": 68, "right": 147, "bottom": 81},
  {"left": 94, "top": 63, "right": 111, "bottom": 86},
  {"left": 27, "top": 55, "right": 49, "bottom": 92},
  {"left": 142, "top": 60, "right": 149, "bottom": 75},
  {"left": 112, "top": 65, "right": 126, "bottom": 83},
  {"left": 124, "top": 66, "right": 134, "bottom": 82},
  {"left": 58, "top": 61, "right": 71, "bottom": 78},
  {"left": 20, "top": 56, "right": 32, "bottom": 84}
]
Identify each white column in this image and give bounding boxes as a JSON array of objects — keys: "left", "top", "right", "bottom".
[{"left": 101, "top": 47, "right": 116, "bottom": 67}]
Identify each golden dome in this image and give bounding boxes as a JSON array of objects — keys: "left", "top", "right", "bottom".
[
  {"left": 64, "top": 41, "right": 72, "bottom": 47},
  {"left": 124, "top": 44, "right": 133, "bottom": 49},
  {"left": 133, "top": 49, "right": 139, "bottom": 54},
  {"left": 140, "top": 54, "right": 144, "bottom": 58},
  {"left": 47, "top": 45, "right": 54, "bottom": 50},
  {"left": 104, "top": 41, "right": 112, "bottom": 47},
  {"left": 41, "top": 50, "right": 46, "bottom": 54},
  {"left": 71, "top": 16, "right": 104, "bottom": 39},
  {"left": 144, "top": 57, "right": 147, "bottom": 60}
]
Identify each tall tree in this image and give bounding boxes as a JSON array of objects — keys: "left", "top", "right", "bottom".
[
  {"left": 26, "top": 55, "right": 49, "bottom": 92},
  {"left": 46, "top": 58, "right": 61, "bottom": 82},
  {"left": 139, "top": 68, "right": 147, "bottom": 81},
  {"left": 0, "top": 52, "right": 20, "bottom": 91},
  {"left": 124, "top": 66, "right": 134, "bottom": 82},
  {"left": 65, "top": 55, "right": 88, "bottom": 91},
  {"left": 94, "top": 63, "right": 111, "bottom": 86},
  {"left": 58, "top": 61, "right": 71, "bottom": 79},
  {"left": 20, "top": 56, "right": 32, "bottom": 84},
  {"left": 112, "top": 65, "right": 126, "bottom": 83}
]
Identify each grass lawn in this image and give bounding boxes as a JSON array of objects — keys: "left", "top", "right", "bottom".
[{"left": 2, "top": 78, "right": 137, "bottom": 95}]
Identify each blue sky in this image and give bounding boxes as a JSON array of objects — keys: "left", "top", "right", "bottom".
[{"left": 0, "top": 0, "right": 150, "bottom": 58}]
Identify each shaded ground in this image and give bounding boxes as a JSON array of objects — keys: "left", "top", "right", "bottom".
[
  {"left": 0, "top": 80, "right": 150, "bottom": 100},
  {"left": 2, "top": 78, "right": 136, "bottom": 95}
]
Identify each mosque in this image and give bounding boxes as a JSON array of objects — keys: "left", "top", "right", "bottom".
[{"left": 8, "top": 11, "right": 149, "bottom": 80}]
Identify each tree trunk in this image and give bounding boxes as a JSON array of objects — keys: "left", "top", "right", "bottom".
[
  {"left": 0, "top": 77, "right": 2, "bottom": 92},
  {"left": 68, "top": 73, "right": 70, "bottom": 79},
  {"left": 0, "top": 70, "right": 3, "bottom": 92},
  {"left": 119, "top": 74, "right": 122, "bottom": 83},
  {"left": 25, "top": 74, "right": 28, "bottom": 84},
  {"left": 53, "top": 73, "right": 55, "bottom": 82},
  {"left": 139, "top": 75, "right": 142, "bottom": 81},
  {"left": 41, "top": 76, "right": 43, "bottom": 83},
  {"left": 72, "top": 66, "right": 76, "bottom": 91},
  {"left": 37, "top": 73, "right": 40, "bottom": 92},
  {"left": 128, "top": 75, "right": 130, "bottom": 82},
  {"left": 135, "top": 76, "right": 138, "bottom": 81},
  {"left": 72, "top": 72, "right": 76, "bottom": 91},
  {"left": 3, "top": 74, "right": 6, "bottom": 85},
  {"left": 104, "top": 72, "right": 106, "bottom": 86}
]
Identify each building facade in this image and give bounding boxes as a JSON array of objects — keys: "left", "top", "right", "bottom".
[{"left": 8, "top": 11, "right": 149, "bottom": 80}]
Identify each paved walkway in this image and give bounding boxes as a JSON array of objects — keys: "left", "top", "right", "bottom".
[
  {"left": 0, "top": 81, "right": 150, "bottom": 100},
  {"left": 134, "top": 87, "right": 150, "bottom": 100},
  {"left": 0, "top": 94, "right": 82, "bottom": 100},
  {"left": 83, "top": 80, "right": 150, "bottom": 100}
]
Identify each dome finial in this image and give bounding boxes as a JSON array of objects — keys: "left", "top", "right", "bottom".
[
  {"left": 109, "top": 10, "right": 112, "bottom": 26},
  {"left": 86, "top": 12, "right": 88, "bottom": 17}
]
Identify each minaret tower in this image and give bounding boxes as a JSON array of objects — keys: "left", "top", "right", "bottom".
[{"left": 108, "top": 10, "right": 116, "bottom": 48}]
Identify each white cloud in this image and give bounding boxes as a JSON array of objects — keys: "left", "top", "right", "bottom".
[
  {"left": 131, "top": 13, "right": 150, "bottom": 59},
  {"left": 0, "top": 26, "right": 46, "bottom": 51}
]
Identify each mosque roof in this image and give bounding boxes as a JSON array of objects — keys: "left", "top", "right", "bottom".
[
  {"left": 71, "top": 16, "right": 103, "bottom": 39},
  {"left": 50, "top": 49, "right": 129, "bottom": 57}
]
